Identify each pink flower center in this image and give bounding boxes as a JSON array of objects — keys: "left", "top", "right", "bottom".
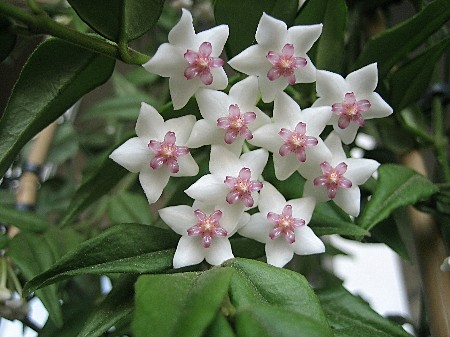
[
  {"left": 148, "top": 131, "right": 189, "bottom": 174},
  {"left": 187, "top": 209, "right": 228, "bottom": 248},
  {"left": 184, "top": 41, "right": 224, "bottom": 85},
  {"left": 266, "top": 43, "right": 307, "bottom": 85},
  {"left": 217, "top": 104, "right": 257, "bottom": 144},
  {"left": 331, "top": 92, "right": 371, "bottom": 129},
  {"left": 224, "top": 167, "right": 263, "bottom": 208},
  {"left": 278, "top": 122, "right": 318, "bottom": 162},
  {"left": 268, "top": 204, "right": 305, "bottom": 244},
  {"left": 313, "top": 161, "right": 352, "bottom": 199}
]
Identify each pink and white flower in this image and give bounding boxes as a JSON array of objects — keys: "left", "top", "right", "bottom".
[
  {"left": 249, "top": 92, "right": 332, "bottom": 180},
  {"left": 302, "top": 132, "right": 380, "bottom": 217},
  {"left": 186, "top": 76, "right": 271, "bottom": 154},
  {"left": 239, "top": 182, "right": 324, "bottom": 267},
  {"left": 312, "top": 63, "right": 393, "bottom": 144},
  {"left": 228, "top": 12, "right": 322, "bottom": 103},
  {"left": 109, "top": 103, "right": 199, "bottom": 204},
  {"left": 143, "top": 9, "right": 229, "bottom": 110}
]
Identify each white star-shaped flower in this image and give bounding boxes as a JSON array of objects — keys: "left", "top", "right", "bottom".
[
  {"left": 238, "top": 182, "right": 324, "bottom": 268},
  {"left": 143, "top": 9, "right": 229, "bottom": 110},
  {"left": 109, "top": 102, "right": 199, "bottom": 204},
  {"left": 186, "top": 76, "right": 271, "bottom": 154},
  {"left": 228, "top": 12, "right": 322, "bottom": 103},
  {"left": 249, "top": 92, "right": 332, "bottom": 181},
  {"left": 302, "top": 132, "right": 380, "bottom": 217},
  {"left": 184, "top": 145, "right": 269, "bottom": 211},
  {"left": 159, "top": 201, "right": 249, "bottom": 268},
  {"left": 312, "top": 63, "right": 393, "bottom": 144}
]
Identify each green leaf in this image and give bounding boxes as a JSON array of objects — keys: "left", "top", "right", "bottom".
[
  {"left": 389, "top": 37, "right": 450, "bottom": 111},
  {"left": 46, "top": 123, "right": 79, "bottom": 165},
  {"left": 77, "top": 275, "right": 135, "bottom": 337},
  {"left": 358, "top": 164, "right": 439, "bottom": 231},
  {"left": 107, "top": 191, "right": 153, "bottom": 225},
  {"left": 296, "top": 0, "right": 347, "bottom": 72},
  {"left": 0, "top": 205, "right": 48, "bottom": 232},
  {"left": 0, "top": 16, "right": 16, "bottom": 62},
  {"left": 369, "top": 217, "right": 410, "bottom": 260},
  {"left": 68, "top": 0, "right": 164, "bottom": 42},
  {"left": 354, "top": 0, "right": 450, "bottom": 76},
  {"left": 203, "top": 313, "right": 236, "bottom": 337},
  {"left": 0, "top": 38, "right": 115, "bottom": 179},
  {"left": 235, "top": 304, "right": 333, "bottom": 337},
  {"left": 80, "top": 95, "right": 148, "bottom": 121},
  {"left": 214, "top": 0, "right": 299, "bottom": 58},
  {"left": 8, "top": 232, "right": 63, "bottom": 327},
  {"left": 24, "top": 224, "right": 179, "bottom": 293},
  {"left": 317, "top": 285, "right": 412, "bottom": 337}
]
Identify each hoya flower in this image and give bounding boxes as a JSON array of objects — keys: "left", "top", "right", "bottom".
[
  {"left": 159, "top": 201, "right": 249, "bottom": 268},
  {"left": 185, "top": 145, "right": 269, "bottom": 210},
  {"left": 143, "top": 9, "right": 229, "bottom": 110},
  {"left": 186, "top": 76, "right": 271, "bottom": 154},
  {"left": 302, "top": 132, "right": 380, "bottom": 217},
  {"left": 312, "top": 63, "right": 393, "bottom": 144},
  {"left": 228, "top": 12, "right": 322, "bottom": 103},
  {"left": 249, "top": 92, "right": 332, "bottom": 181},
  {"left": 109, "top": 102, "right": 199, "bottom": 204},
  {"left": 239, "top": 182, "right": 324, "bottom": 267}
]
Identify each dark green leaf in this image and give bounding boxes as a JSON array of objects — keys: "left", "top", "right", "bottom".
[
  {"left": 0, "top": 16, "right": 16, "bottom": 62},
  {"left": 214, "top": 0, "right": 299, "bottom": 58},
  {"left": 0, "top": 205, "right": 48, "bottom": 232},
  {"left": 0, "top": 38, "right": 115, "bottom": 179},
  {"left": 24, "top": 224, "right": 179, "bottom": 293},
  {"left": 317, "top": 285, "right": 412, "bottom": 337},
  {"left": 389, "top": 37, "right": 450, "bottom": 111},
  {"left": 369, "top": 217, "right": 410, "bottom": 260},
  {"left": 358, "top": 164, "right": 439, "bottom": 230},
  {"left": 107, "top": 192, "right": 153, "bottom": 225},
  {"left": 68, "top": 0, "right": 165, "bottom": 42},
  {"left": 354, "top": 0, "right": 450, "bottom": 76}
]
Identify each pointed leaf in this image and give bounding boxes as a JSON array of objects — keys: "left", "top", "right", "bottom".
[
  {"left": 0, "top": 205, "right": 48, "bottom": 232},
  {"left": 0, "top": 38, "right": 115, "bottom": 179},
  {"left": 203, "top": 313, "right": 236, "bottom": 337},
  {"left": 358, "top": 164, "right": 439, "bottom": 230}
]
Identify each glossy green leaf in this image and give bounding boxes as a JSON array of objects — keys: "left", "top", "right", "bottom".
[
  {"left": 235, "top": 304, "right": 333, "bottom": 337},
  {"left": 77, "top": 275, "right": 136, "bottom": 337},
  {"left": 68, "top": 0, "right": 165, "bottom": 42},
  {"left": 8, "top": 232, "right": 63, "bottom": 327},
  {"left": 0, "top": 205, "right": 48, "bottom": 232},
  {"left": 0, "top": 38, "right": 115, "bottom": 179},
  {"left": 107, "top": 192, "right": 153, "bottom": 225},
  {"left": 0, "top": 16, "right": 16, "bottom": 62},
  {"left": 24, "top": 224, "right": 179, "bottom": 293},
  {"left": 214, "top": 0, "right": 299, "bottom": 58},
  {"left": 296, "top": 0, "right": 347, "bottom": 72},
  {"left": 317, "top": 285, "right": 412, "bottom": 337},
  {"left": 389, "top": 37, "right": 450, "bottom": 111},
  {"left": 358, "top": 164, "right": 439, "bottom": 231},
  {"left": 224, "top": 258, "right": 329, "bottom": 327},
  {"left": 354, "top": 0, "right": 450, "bottom": 76}
]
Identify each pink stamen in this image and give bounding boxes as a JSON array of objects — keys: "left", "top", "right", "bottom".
[
  {"left": 187, "top": 209, "right": 227, "bottom": 248},
  {"left": 267, "top": 204, "right": 305, "bottom": 244},
  {"left": 266, "top": 43, "right": 307, "bottom": 85},
  {"left": 184, "top": 41, "right": 224, "bottom": 85},
  {"left": 278, "top": 122, "right": 318, "bottom": 162},
  {"left": 224, "top": 167, "right": 263, "bottom": 207},
  {"left": 217, "top": 104, "right": 257, "bottom": 144},
  {"left": 331, "top": 92, "right": 371, "bottom": 129},
  {"left": 313, "top": 161, "right": 352, "bottom": 199},
  {"left": 148, "top": 131, "right": 189, "bottom": 174}
]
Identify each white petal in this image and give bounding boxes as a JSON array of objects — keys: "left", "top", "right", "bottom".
[
  {"left": 249, "top": 124, "right": 284, "bottom": 154},
  {"left": 273, "top": 92, "right": 302, "bottom": 124},
  {"left": 139, "top": 167, "right": 170, "bottom": 204},
  {"left": 297, "top": 139, "right": 332, "bottom": 179},
  {"left": 287, "top": 24, "right": 323, "bottom": 53},
  {"left": 364, "top": 92, "right": 393, "bottom": 119},
  {"left": 240, "top": 148, "right": 269, "bottom": 177},
  {"left": 109, "top": 137, "right": 148, "bottom": 173},
  {"left": 291, "top": 226, "right": 325, "bottom": 255},
  {"left": 186, "top": 119, "right": 223, "bottom": 148},
  {"left": 289, "top": 197, "right": 316, "bottom": 224},
  {"left": 143, "top": 43, "right": 185, "bottom": 78},
  {"left": 173, "top": 236, "right": 205, "bottom": 268},
  {"left": 300, "top": 106, "right": 333, "bottom": 136},
  {"left": 208, "top": 67, "right": 228, "bottom": 91},
  {"left": 164, "top": 114, "right": 196, "bottom": 144},
  {"left": 209, "top": 145, "right": 242, "bottom": 177},
  {"left": 184, "top": 174, "right": 228, "bottom": 204},
  {"left": 253, "top": 109, "right": 272, "bottom": 130},
  {"left": 136, "top": 102, "right": 165, "bottom": 139},
  {"left": 158, "top": 205, "right": 195, "bottom": 235},
  {"left": 345, "top": 158, "right": 380, "bottom": 185},
  {"left": 173, "top": 153, "right": 199, "bottom": 177},
  {"left": 324, "top": 132, "right": 347, "bottom": 163},
  {"left": 315, "top": 69, "right": 347, "bottom": 100},
  {"left": 195, "top": 88, "right": 231, "bottom": 121},
  {"left": 218, "top": 202, "right": 246, "bottom": 232},
  {"left": 205, "top": 238, "right": 234, "bottom": 266},
  {"left": 273, "top": 153, "right": 299, "bottom": 181},
  {"left": 229, "top": 76, "right": 260, "bottom": 107},
  {"left": 295, "top": 55, "right": 316, "bottom": 83},
  {"left": 302, "top": 178, "right": 329, "bottom": 203},
  {"left": 334, "top": 186, "right": 361, "bottom": 217},
  {"left": 346, "top": 63, "right": 378, "bottom": 95},
  {"left": 258, "top": 181, "right": 286, "bottom": 215},
  {"left": 168, "top": 8, "right": 196, "bottom": 47},
  {"left": 235, "top": 212, "right": 251, "bottom": 233},
  {"left": 169, "top": 74, "right": 199, "bottom": 110},
  {"left": 228, "top": 45, "right": 270, "bottom": 76},
  {"left": 195, "top": 25, "right": 229, "bottom": 56},
  {"left": 265, "top": 239, "right": 294, "bottom": 267},
  {"left": 255, "top": 13, "right": 287, "bottom": 49},
  {"left": 332, "top": 122, "right": 360, "bottom": 145},
  {"left": 238, "top": 213, "right": 272, "bottom": 243},
  {"left": 259, "top": 75, "right": 288, "bottom": 103}
]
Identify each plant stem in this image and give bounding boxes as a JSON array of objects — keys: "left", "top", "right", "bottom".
[
  {"left": 432, "top": 96, "right": 450, "bottom": 183},
  {"left": 0, "top": 1, "right": 149, "bottom": 65}
]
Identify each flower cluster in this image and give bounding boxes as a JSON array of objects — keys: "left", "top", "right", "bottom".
[{"left": 110, "top": 9, "right": 393, "bottom": 268}]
